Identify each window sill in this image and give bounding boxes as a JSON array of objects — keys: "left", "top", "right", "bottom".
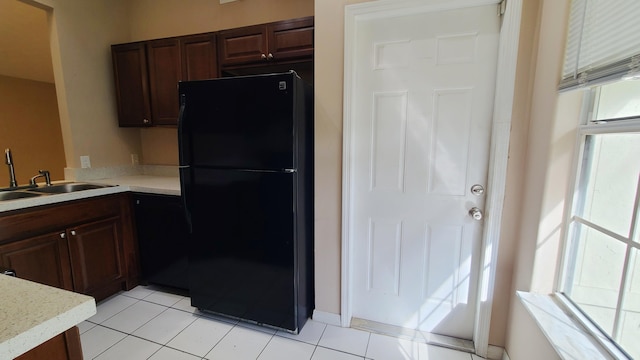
[{"left": 516, "top": 291, "right": 627, "bottom": 360}]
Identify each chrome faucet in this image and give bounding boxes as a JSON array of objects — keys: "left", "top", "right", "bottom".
[
  {"left": 5, "top": 149, "right": 17, "bottom": 188},
  {"left": 30, "top": 170, "right": 51, "bottom": 186}
]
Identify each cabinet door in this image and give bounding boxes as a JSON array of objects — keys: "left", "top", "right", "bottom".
[
  {"left": 0, "top": 232, "right": 73, "bottom": 290},
  {"left": 133, "top": 194, "right": 189, "bottom": 290},
  {"left": 15, "top": 327, "right": 83, "bottom": 360},
  {"left": 147, "top": 38, "right": 182, "bottom": 126},
  {"left": 181, "top": 33, "right": 218, "bottom": 81},
  {"left": 111, "top": 42, "right": 152, "bottom": 127},
  {"left": 67, "top": 217, "right": 124, "bottom": 301},
  {"left": 267, "top": 17, "right": 314, "bottom": 62},
  {"left": 217, "top": 24, "right": 268, "bottom": 66}
]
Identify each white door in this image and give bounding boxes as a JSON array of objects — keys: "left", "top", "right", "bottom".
[{"left": 349, "top": 4, "right": 500, "bottom": 339}]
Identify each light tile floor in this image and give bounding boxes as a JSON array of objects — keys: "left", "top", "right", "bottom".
[{"left": 79, "top": 285, "right": 488, "bottom": 360}]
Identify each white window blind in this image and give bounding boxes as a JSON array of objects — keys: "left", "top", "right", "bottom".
[{"left": 560, "top": 0, "right": 640, "bottom": 90}]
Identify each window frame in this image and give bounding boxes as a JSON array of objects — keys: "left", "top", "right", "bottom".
[{"left": 556, "top": 86, "right": 640, "bottom": 360}]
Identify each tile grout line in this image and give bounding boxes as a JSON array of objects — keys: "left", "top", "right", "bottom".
[
  {"left": 254, "top": 331, "right": 277, "bottom": 360},
  {"left": 89, "top": 294, "right": 142, "bottom": 325},
  {"left": 363, "top": 331, "right": 372, "bottom": 359},
  {"left": 308, "top": 322, "right": 329, "bottom": 360},
  {"left": 92, "top": 288, "right": 481, "bottom": 360},
  {"left": 199, "top": 319, "right": 241, "bottom": 360}
]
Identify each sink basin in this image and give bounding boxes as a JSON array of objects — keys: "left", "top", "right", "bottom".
[
  {"left": 27, "top": 183, "right": 113, "bottom": 194},
  {"left": 0, "top": 191, "right": 42, "bottom": 201}
]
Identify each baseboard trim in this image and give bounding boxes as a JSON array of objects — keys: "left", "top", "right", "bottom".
[
  {"left": 312, "top": 310, "right": 341, "bottom": 326},
  {"left": 487, "top": 345, "right": 506, "bottom": 360},
  {"left": 501, "top": 348, "right": 511, "bottom": 360}
]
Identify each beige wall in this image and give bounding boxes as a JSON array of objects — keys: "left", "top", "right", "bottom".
[
  {"left": 140, "top": 128, "right": 179, "bottom": 166},
  {"left": 127, "top": 0, "right": 314, "bottom": 41},
  {"left": 486, "top": 0, "right": 542, "bottom": 345},
  {"left": 505, "top": 0, "right": 577, "bottom": 358},
  {"left": 313, "top": 0, "right": 370, "bottom": 318},
  {"left": 0, "top": 75, "right": 65, "bottom": 185},
  {"left": 28, "top": 0, "right": 142, "bottom": 172}
]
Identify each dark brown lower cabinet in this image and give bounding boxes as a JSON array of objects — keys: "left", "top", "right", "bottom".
[
  {"left": 15, "top": 327, "right": 83, "bottom": 360},
  {"left": 0, "top": 231, "right": 73, "bottom": 291},
  {"left": 68, "top": 217, "right": 124, "bottom": 301},
  {"left": 0, "top": 194, "right": 138, "bottom": 302}
]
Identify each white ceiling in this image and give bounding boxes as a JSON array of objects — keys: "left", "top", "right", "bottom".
[{"left": 0, "top": 0, "right": 54, "bottom": 83}]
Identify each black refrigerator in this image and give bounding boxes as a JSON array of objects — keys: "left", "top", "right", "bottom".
[{"left": 178, "top": 71, "right": 314, "bottom": 334}]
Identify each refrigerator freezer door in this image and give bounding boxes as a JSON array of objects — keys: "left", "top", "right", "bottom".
[
  {"left": 179, "top": 73, "right": 303, "bottom": 170},
  {"left": 187, "top": 168, "right": 299, "bottom": 331}
]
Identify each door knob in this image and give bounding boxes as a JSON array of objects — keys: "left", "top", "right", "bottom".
[{"left": 469, "top": 207, "right": 483, "bottom": 221}]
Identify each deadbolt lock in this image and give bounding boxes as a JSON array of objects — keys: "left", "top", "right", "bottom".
[{"left": 471, "top": 184, "right": 485, "bottom": 196}]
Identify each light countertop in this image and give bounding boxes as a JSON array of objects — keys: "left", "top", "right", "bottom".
[
  {"left": 0, "top": 275, "right": 96, "bottom": 360},
  {"left": 0, "top": 175, "right": 180, "bottom": 213},
  {"left": 93, "top": 175, "right": 180, "bottom": 196}
]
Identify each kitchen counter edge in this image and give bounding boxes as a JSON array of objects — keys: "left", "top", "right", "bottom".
[
  {"left": 0, "top": 275, "right": 96, "bottom": 359},
  {"left": 0, "top": 175, "right": 180, "bottom": 213}
]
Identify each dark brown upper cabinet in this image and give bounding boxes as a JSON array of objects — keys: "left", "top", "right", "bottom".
[
  {"left": 182, "top": 33, "right": 219, "bottom": 81},
  {"left": 111, "top": 17, "right": 312, "bottom": 127},
  {"left": 218, "top": 16, "right": 314, "bottom": 67},
  {"left": 112, "top": 34, "right": 217, "bottom": 127},
  {"left": 147, "top": 38, "right": 182, "bottom": 126},
  {"left": 112, "top": 42, "right": 152, "bottom": 127}
]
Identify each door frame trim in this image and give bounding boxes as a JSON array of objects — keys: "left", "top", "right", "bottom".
[{"left": 341, "top": 0, "right": 522, "bottom": 357}]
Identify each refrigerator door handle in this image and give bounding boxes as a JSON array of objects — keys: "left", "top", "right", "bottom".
[
  {"left": 177, "top": 94, "right": 190, "bottom": 166},
  {"left": 179, "top": 165, "right": 193, "bottom": 233}
]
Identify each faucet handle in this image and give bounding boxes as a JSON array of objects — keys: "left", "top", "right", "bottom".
[
  {"left": 38, "top": 170, "right": 51, "bottom": 186},
  {"left": 5, "top": 149, "right": 13, "bottom": 165}
]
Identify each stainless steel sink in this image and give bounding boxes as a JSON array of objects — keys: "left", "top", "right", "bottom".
[
  {"left": 0, "top": 191, "right": 42, "bottom": 201},
  {"left": 27, "top": 183, "right": 113, "bottom": 194},
  {"left": 0, "top": 182, "right": 115, "bottom": 202}
]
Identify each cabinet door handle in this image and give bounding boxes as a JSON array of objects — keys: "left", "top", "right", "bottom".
[
  {"left": 267, "top": 53, "right": 274, "bottom": 60},
  {"left": 261, "top": 53, "right": 267, "bottom": 60},
  {"left": 143, "top": 119, "right": 150, "bottom": 124},
  {"left": 70, "top": 230, "right": 77, "bottom": 236},
  {"left": 60, "top": 232, "right": 66, "bottom": 239}
]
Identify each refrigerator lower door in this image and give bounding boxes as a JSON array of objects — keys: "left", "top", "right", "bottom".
[{"left": 187, "top": 168, "right": 299, "bottom": 331}]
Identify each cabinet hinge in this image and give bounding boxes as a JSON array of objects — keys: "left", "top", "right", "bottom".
[{"left": 498, "top": 0, "right": 507, "bottom": 16}]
